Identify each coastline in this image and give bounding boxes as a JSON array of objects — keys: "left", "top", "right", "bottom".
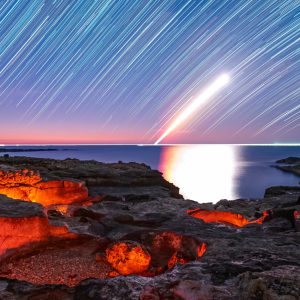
[
  {"left": 0, "top": 156, "right": 299, "bottom": 298},
  {"left": 0, "top": 148, "right": 59, "bottom": 153},
  {"left": 275, "top": 157, "right": 300, "bottom": 177}
]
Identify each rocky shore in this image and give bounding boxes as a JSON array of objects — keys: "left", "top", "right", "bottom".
[
  {"left": 275, "top": 156, "right": 300, "bottom": 177},
  {"left": 0, "top": 156, "right": 299, "bottom": 299}
]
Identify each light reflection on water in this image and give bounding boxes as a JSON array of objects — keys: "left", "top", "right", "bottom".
[
  {"left": 159, "top": 145, "right": 300, "bottom": 203},
  {"left": 159, "top": 145, "right": 240, "bottom": 203},
  {"left": 1, "top": 145, "right": 300, "bottom": 203}
]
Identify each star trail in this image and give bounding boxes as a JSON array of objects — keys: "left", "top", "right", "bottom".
[{"left": 0, "top": 0, "right": 299, "bottom": 144}]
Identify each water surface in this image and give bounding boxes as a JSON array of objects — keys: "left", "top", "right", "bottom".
[{"left": 1, "top": 145, "right": 299, "bottom": 203}]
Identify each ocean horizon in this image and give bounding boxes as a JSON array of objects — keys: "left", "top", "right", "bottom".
[{"left": 1, "top": 144, "right": 300, "bottom": 204}]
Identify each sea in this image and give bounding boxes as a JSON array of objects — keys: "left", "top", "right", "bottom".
[{"left": 1, "top": 145, "right": 300, "bottom": 203}]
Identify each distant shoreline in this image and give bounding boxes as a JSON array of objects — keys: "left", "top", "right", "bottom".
[{"left": 0, "top": 148, "right": 59, "bottom": 153}]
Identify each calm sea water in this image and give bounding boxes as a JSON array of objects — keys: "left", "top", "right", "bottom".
[{"left": 1, "top": 145, "right": 300, "bottom": 203}]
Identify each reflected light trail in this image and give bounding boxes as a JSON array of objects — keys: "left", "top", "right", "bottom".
[
  {"left": 159, "top": 145, "right": 239, "bottom": 203},
  {"left": 154, "top": 74, "right": 230, "bottom": 145}
]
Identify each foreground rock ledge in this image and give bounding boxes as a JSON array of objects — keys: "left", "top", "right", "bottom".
[{"left": 0, "top": 156, "right": 299, "bottom": 300}]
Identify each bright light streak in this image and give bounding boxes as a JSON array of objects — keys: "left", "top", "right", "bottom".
[{"left": 154, "top": 74, "right": 230, "bottom": 144}]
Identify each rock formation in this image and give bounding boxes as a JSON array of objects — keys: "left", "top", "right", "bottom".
[
  {"left": 275, "top": 156, "right": 300, "bottom": 177},
  {"left": 0, "top": 195, "right": 74, "bottom": 256},
  {"left": 187, "top": 208, "right": 269, "bottom": 227},
  {"left": 0, "top": 168, "right": 88, "bottom": 205},
  {"left": 0, "top": 156, "right": 298, "bottom": 299}
]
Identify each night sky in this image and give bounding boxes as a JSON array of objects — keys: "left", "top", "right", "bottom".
[{"left": 0, "top": 0, "right": 299, "bottom": 144}]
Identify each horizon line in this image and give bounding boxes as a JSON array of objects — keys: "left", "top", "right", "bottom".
[{"left": 1, "top": 143, "right": 300, "bottom": 147}]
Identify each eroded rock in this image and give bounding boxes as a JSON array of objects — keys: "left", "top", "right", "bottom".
[
  {"left": 0, "top": 168, "right": 88, "bottom": 205},
  {"left": 0, "top": 195, "right": 73, "bottom": 256},
  {"left": 0, "top": 156, "right": 298, "bottom": 299}
]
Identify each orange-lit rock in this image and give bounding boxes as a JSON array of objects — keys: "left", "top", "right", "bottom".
[
  {"left": 105, "top": 232, "right": 207, "bottom": 277},
  {"left": 151, "top": 231, "right": 182, "bottom": 254},
  {"left": 53, "top": 204, "right": 69, "bottom": 214},
  {"left": 0, "top": 169, "right": 88, "bottom": 205},
  {"left": 0, "top": 237, "right": 112, "bottom": 287},
  {"left": 0, "top": 195, "right": 75, "bottom": 256},
  {"left": 0, "top": 216, "right": 73, "bottom": 256},
  {"left": 0, "top": 169, "right": 41, "bottom": 185},
  {"left": 107, "top": 270, "right": 120, "bottom": 278},
  {"left": 167, "top": 252, "right": 188, "bottom": 269},
  {"left": 187, "top": 208, "right": 269, "bottom": 227},
  {"left": 148, "top": 231, "right": 206, "bottom": 271},
  {"left": 106, "top": 241, "right": 151, "bottom": 276},
  {"left": 197, "top": 243, "right": 207, "bottom": 257}
]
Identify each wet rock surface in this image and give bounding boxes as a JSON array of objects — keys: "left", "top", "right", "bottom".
[{"left": 0, "top": 156, "right": 299, "bottom": 299}]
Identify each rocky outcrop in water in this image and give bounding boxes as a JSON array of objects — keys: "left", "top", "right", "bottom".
[
  {"left": 276, "top": 157, "right": 300, "bottom": 164},
  {"left": 0, "top": 156, "right": 299, "bottom": 299},
  {"left": 275, "top": 156, "right": 300, "bottom": 177}
]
